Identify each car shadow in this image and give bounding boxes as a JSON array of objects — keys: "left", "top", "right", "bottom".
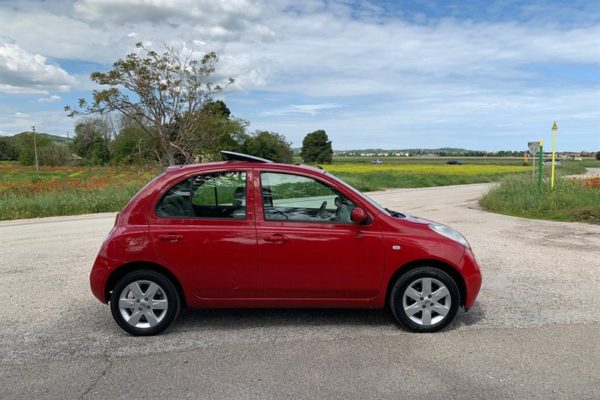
[
  {"left": 447, "top": 302, "right": 485, "bottom": 331},
  {"left": 172, "top": 303, "right": 485, "bottom": 332},
  {"left": 175, "top": 308, "right": 395, "bottom": 330}
]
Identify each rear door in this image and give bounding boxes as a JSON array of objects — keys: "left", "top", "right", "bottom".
[
  {"left": 148, "top": 168, "right": 258, "bottom": 299},
  {"left": 255, "top": 170, "right": 384, "bottom": 299}
]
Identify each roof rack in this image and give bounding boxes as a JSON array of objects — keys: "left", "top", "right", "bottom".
[{"left": 220, "top": 151, "right": 274, "bottom": 163}]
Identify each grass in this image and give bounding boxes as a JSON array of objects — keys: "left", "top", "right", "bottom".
[
  {"left": 0, "top": 158, "right": 596, "bottom": 220},
  {"left": 323, "top": 164, "right": 531, "bottom": 191},
  {"left": 480, "top": 175, "right": 600, "bottom": 224},
  {"left": 0, "top": 164, "right": 157, "bottom": 220}
]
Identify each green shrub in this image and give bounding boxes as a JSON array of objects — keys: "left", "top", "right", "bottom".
[{"left": 480, "top": 175, "right": 600, "bottom": 224}]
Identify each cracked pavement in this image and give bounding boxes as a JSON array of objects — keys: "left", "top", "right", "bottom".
[{"left": 1, "top": 183, "right": 599, "bottom": 399}]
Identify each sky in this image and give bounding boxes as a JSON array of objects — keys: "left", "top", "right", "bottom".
[{"left": 0, "top": 0, "right": 598, "bottom": 151}]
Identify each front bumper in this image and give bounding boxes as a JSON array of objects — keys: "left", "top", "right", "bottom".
[{"left": 461, "top": 247, "right": 482, "bottom": 309}]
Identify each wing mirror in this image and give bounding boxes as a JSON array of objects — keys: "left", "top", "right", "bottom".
[{"left": 351, "top": 207, "right": 368, "bottom": 224}]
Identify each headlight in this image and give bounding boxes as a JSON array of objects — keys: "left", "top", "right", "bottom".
[{"left": 429, "top": 223, "right": 470, "bottom": 248}]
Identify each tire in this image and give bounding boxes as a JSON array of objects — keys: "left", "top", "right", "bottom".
[
  {"left": 110, "top": 270, "right": 180, "bottom": 336},
  {"left": 389, "top": 266, "right": 460, "bottom": 333}
]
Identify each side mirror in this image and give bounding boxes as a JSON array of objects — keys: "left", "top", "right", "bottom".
[{"left": 351, "top": 207, "right": 368, "bottom": 224}]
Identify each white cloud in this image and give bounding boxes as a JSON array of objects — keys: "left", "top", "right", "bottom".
[
  {"left": 260, "top": 103, "right": 342, "bottom": 117},
  {"left": 0, "top": 43, "right": 73, "bottom": 94},
  {"left": 37, "top": 95, "right": 62, "bottom": 103},
  {"left": 0, "top": 107, "right": 72, "bottom": 136},
  {"left": 291, "top": 103, "right": 342, "bottom": 115},
  {"left": 0, "top": 1, "right": 598, "bottom": 149}
]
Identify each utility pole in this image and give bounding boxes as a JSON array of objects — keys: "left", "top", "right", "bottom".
[
  {"left": 32, "top": 125, "right": 39, "bottom": 171},
  {"left": 550, "top": 122, "right": 558, "bottom": 190}
]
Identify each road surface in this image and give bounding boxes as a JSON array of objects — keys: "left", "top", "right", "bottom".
[{"left": 1, "top": 183, "right": 599, "bottom": 399}]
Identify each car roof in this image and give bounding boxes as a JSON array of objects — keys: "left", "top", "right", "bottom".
[{"left": 165, "top": 161, "right": 326, "bottom": 176}]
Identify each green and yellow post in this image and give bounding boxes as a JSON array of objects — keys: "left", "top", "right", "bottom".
[{"left": 550, "top": 121, "right": 558, "bottom": 190}]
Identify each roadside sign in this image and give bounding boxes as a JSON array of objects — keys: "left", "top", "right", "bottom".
[
  {"left": 528, "top": 140, "right": 541, "bottom": 176},
  {"left": 528, "top": 141, "right": 540, "bottom": 155}
]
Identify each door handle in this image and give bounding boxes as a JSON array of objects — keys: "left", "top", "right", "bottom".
[
  {"left": 264, "top": 234, "right": 286, "bottom": 243},
  {"left": 158, "top": 233, "right": 183, "bottom": 242}
]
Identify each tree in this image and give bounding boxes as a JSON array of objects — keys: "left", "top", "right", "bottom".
[
  {"left": 110, "top": 116, "right": 160, "bottom": 166},
  {"left": 73, "top": 118, "right": 112, "bottom": 164},
  {"left": 66, "top": 42, "right": 233, "bottom": 165},
  {"left": 242, "top": 131, "right": 293, "bottom": 163},
  {"left": 178, "top": 101, "right": 249, "bottom": 161},
  {"left": 15, "top": 133, "right": 69, "bottom": 166},
  {"left": 596, "top": 151, "right": 600, "bottom": 161},
  {"left": 0, "top": 136, "right": 18, "bottom": 160},
  {"left": 16, "top": 132, "right": 50, "bottom": 165},
  {"left": 300, "top": 130, "right": 333, "bottom": 163}
]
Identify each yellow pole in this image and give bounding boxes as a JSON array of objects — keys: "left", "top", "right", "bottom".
[{"left": 551, "top": 121, "right": 557, "bottom": 190}]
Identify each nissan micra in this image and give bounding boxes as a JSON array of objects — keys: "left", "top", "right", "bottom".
[{"left": 91, "top": 151, "right": 482, "bottom": 335}]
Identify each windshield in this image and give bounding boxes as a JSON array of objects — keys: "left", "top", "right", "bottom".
[{"left": 325, "top": 172, "right": 391, "bottom": 216}]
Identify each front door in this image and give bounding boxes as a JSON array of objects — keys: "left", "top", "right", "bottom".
[
  {"left": 256, "top": 171, "right": 384, "bottom": 299},
  {"left": 148, "top": 169, "right": 257, "bottom": 299}
]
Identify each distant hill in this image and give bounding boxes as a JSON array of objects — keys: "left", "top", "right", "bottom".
[
  {"left": 333, "top": 147, "right": 485, "bottom": 154},
  {"left": 12, "top": 132, "right": 73, "bottom": 143}
]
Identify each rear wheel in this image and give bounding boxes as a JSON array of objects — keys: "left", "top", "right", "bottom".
[
  {"left": 110, "top": 270, "right": 180, "bottom": 336},
  {"left": 389, "top": 267, "right": 459, "bottom": 333}
]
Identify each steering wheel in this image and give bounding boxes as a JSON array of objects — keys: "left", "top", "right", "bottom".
[{"left": 316, "top": 201, "right": 328, "bottom": 218}]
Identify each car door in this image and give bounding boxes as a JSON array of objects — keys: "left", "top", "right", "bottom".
[
  {"left": 148, "top": 169, "right": 258, "bottom": 299},
  {"left": 255, "top": 170, "right": 384, "bottom": 299}
]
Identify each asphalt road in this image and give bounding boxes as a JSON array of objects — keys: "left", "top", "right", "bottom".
[{"left": 1, "top": 183, "right": 599, "bottom": 399}]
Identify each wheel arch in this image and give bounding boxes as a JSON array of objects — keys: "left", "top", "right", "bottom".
[
  {"left": 105, "top": 261, "right": 187, "bottom": 307},
  {"left": 385, "top": 259, "right": 466, "bottom": 308}
]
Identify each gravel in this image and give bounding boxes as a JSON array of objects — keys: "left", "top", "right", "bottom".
[{"left": 1, "top": 183, "right": 599, "bottom": 399}]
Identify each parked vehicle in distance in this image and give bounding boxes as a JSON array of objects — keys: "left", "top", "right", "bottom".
[
  {"left": 446, "top": 160, "right": 463, "bottom": 165},
  {"left": 90, "top": 151, "right": 482, "bottom": 335},
  {"left": 543, "top": 159, "right": 560, "bottom": 165}
]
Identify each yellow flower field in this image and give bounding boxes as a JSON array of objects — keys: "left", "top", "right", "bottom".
[
  {"left": 320, "top": 163, "right": 531, "bottom": 191},
  {"left": 324, "top": 164, "right": 529, "bottom": 176}
]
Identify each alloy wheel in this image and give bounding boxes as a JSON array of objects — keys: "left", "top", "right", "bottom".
[
  {"left": 402, "top": 277, "right": 451, "bottom": 326},
  {"left": 118, "top": 280, "right": 169, "bottom": 329}
]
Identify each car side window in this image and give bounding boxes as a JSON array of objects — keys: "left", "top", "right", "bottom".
[
  {"left": 156, "top": 171, "right": 247, "bottom": 219},
  {"left": 260, "top": 172, "right": 355, "bottom": 223}
]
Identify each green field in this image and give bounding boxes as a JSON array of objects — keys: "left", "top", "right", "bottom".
[
  {"left": 0, "top": 164, "right": 157, "bottom": 220},
  {"left": 322, "top": 157, "right": 593, "bottom": 191},
  {"left": 333, "top": 156, "right": 528, "bottom": 165},
  {"left": 0, "top": 158, "right": 596, "bottom": 221}
]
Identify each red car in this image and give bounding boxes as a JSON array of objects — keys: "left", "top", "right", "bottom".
[{"left": 91, "top": 152, "right": 482, "bottom": 335}]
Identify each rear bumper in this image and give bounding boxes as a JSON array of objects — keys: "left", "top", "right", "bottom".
[
  {"left": 461, "top": 247, "right": 482, "bottom": 309},
  {"left": 90, "top": 254, "right": 113, "bottom": 303}
]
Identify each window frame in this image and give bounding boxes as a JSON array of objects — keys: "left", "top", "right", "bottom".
[
  {"left": 153, "top": 169, "right": 249, "bottom": 221},
  {"left": 258, "top": 171, "right": 357, "bottom": 225}
]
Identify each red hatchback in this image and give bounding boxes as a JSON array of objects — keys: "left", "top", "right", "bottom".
[{"left": 91, "top": 152, "right": 482, "bottom": 335}]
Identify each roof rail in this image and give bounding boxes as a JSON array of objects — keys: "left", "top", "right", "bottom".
[{"left": 220, "top": 151, "right": 274, "bottom": 163}]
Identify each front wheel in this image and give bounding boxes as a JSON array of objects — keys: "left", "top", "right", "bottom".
[
  {"left": 389, "top": 267, "right": 460, "bottom": 333},
  {"left": 110, "top": 270, "right": 180, "bottom": 336}
]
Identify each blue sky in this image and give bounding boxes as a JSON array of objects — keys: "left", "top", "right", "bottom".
[{"left": 0, "top": 0, "right": 598, "bottom": 151}]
